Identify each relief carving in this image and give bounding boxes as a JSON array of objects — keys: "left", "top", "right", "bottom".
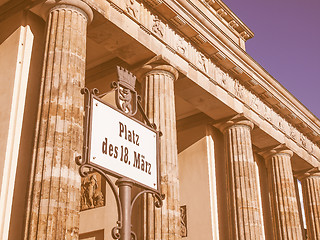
[
  {"left": 126, "top": 0, "right": 139, "bottom": 19},
  {"left": 152, "top": 16, "right": 164, "bottom": 38},
  {"left": 176, "top": 35, "right": 187, "bottom": 56},
  {"left": 180, "top": 205, "right": 187, "bottom": 237},
  {"left": 300, "top": 134, "right": 307, "bottom": 148},
  {"left": 278, "top": 117, "right": 284, "bottom": 131},
  {"left": 197, "top": 52, "right": 207, "bottom": 72},
  {"left": 250, "top": 94, "right": 260, "bottom": 111},
  {"left": 289, "top": 124, "right": 297, "bottom": 140},
  {"left": 234, "top": 79, "right": 245, "bottom": 99},
  {"left": 263, "top": 105, "right": 272, "bottom": 121},
  {"left": 81, "top": 173, "right": 105, "bottom": 210},
  {"left": 216, "top": 69, "right": 228, "bottom": 86},
  {"left": 310, "top": 142, "right": 314, "bottom": 154}
]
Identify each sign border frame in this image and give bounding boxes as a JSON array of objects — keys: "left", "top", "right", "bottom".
[{"left": 87, "top": 94, "right": 161, "bottom": 194}]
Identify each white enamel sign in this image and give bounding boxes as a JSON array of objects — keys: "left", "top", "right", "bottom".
[{"left": 89, "top": 97, "right": 158, "bottom": 190}]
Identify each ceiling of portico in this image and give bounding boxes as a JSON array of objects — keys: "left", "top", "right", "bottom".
[
  {"left": 86, "top": 13, "right": 201, "bottom": 121},
  {"left": 87, "top": 13, "right": 155, "bottom": 67}
]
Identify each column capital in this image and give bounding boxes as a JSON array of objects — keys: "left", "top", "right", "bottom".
[
  {"left": 137, "top": 55, "right": 179, "bottom": 80},
  {"left": 39, "top": 0, "right": 93, "bottom": 23},
  {"left": 295, "top": 166, "right": 320, "bottom": 180},
  {"left": 215, "top": 114, "right": 254, "bottom": 133},
  {"left": 259, "top": 144, "right": 293, "bottom": 160}
]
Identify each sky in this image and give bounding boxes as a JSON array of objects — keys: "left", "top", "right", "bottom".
[{"left": 222, "top": 0, "right": 320, "bottom": 119}]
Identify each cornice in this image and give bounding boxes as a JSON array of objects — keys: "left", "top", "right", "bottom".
[{"left": 199, "top": 0, "right": 254, "bottom": 41}]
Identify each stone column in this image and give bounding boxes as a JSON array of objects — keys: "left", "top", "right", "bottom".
[
  {"left": 217, "top": 117, "right": 263, "bottom": 240},
  {"left": 263, "top": 148, "right": 303, "bottom": 240},
  {"left": 301, "top": 170, "right": 320, "bottom": 240},
  {"left": 141, "top": 57, "right": 181, "bottom": 240},
  {"left": 24, "top": 1, "right": 93, "bottom": 239}
]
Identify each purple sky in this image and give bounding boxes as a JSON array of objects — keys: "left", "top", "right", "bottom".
[{"left": 222, "top": 0, "right": 320, "bottom": 119}]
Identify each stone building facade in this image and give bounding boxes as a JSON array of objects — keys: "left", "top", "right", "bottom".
[{"left": 0, "top": 0, "right": 319, "bottom": 239}]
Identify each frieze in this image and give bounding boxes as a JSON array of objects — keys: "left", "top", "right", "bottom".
[
  {"left": 233, "top": 79, "right": 245, "bottom": 99},
  {"left": 152, "top": 15, "right": 164, "bottom": 38},
  {"left": 300, "top": 134, "right": 307, "bottom": 148},
  {"left": 216, "top": 68, "right": 228, "bottom": 86},
  {"left": 126, "top": 0, "right": 140, "bottom": 19},
  {"left": 263, "top": 105, "right": 272, "bottom": 121},
  {"left": 105, "top": 0, "right": 320, "bottom": 159},
  {"left": 249, "top": 94, "right": 261, "bottom": 111},
  {"left": 310, "top": 142, "right": 315, "bottom": 154},
  {"left": 289, "top": 124, "right": 298, "bottom": 141},
  {"left": 197, "top": 52, "right": 208, "bottom": 73},
  {"left": 175, "top": 35, "right": 188, "bottom": 56}
]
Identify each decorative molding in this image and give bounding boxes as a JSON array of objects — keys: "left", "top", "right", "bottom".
[
  {"left": 212, "top": 51, "right": 227, "bottom": 61},
  {"left": 191, "top": 34, "right": 208, "bottom": 45},
  {"left": 202, "top": 0, "right": 215, "bottom": 5},
  {"left": 110, "top": 2, "right": 124, "bottom": 13},
  {"left": 240, "top": 31, "right": 250, "bottom": 40},
  {"left": 144, "top": 0, "right": 163, "bottom": 7},
  {"left": 216, "top": 8, "right": 227, "bottom": 18},
  {"left": 230, "top": 66, "right": 243, "bottom": 75},
  {"left": 140, "top": 24, "right": 151, "bottom": 34},
  {"left": 228, "top": 20, "right": 239, "bottom": 30},
  {"left": 170, "top": 15, "right": 187, "bottom": 27}
]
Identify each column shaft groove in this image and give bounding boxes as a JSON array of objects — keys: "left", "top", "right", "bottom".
[
  {"left": 301, "top": 175, "right": 320, "bottom": 240},
  {"left": 143, "top": 67, "right": 181, "bottom": 240},
  {"left": 266, "top": 151, "right": 303, "bottom": 240},
  {"left": 24, "top": 3, "right": 90, "bottom": 239},
  {"left": 224, "top": 122, "right": 263, "bottom": 240}
]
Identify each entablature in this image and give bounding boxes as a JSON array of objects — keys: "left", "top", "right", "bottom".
[
  {"left": 141, "top": 0, "right": 320, "bottom": 147},
  {"left": 4, "top": 0, "right": 319, "bottom": 164}
]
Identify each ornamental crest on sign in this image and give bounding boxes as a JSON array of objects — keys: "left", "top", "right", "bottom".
[{"left": 114, "top": 66, "right": 138, "bottom": 116}]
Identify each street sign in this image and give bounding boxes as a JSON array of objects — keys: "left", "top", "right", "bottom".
[
  {"left": 88, "top": 96, "right": 159, "bottom": 191},
  {"left": 77, "top": 67, "right": 164, "bottom": 240}
]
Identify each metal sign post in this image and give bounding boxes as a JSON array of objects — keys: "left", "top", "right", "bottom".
[
  {"left": 76, "top": 67, "right": 164, "bottom": 240},
  {"left": 116, "top": 178, "right": 133, "bottom": 240}
]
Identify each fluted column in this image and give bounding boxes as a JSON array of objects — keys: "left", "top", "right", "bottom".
[
  {"left": 218, "top": 117, "right": 263, "bottom": 239},
  {"left": 263, "top": 148, "right": 303, "bottom": 239},
  {"left": 24, "top": 1, "right": 93, "bottom": 239},
  {"left": 142, "top": 58, "right": 181, "bottom": 240},
  {"left": 301, "top": 170, "right": 320, "bottom": 240}
]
